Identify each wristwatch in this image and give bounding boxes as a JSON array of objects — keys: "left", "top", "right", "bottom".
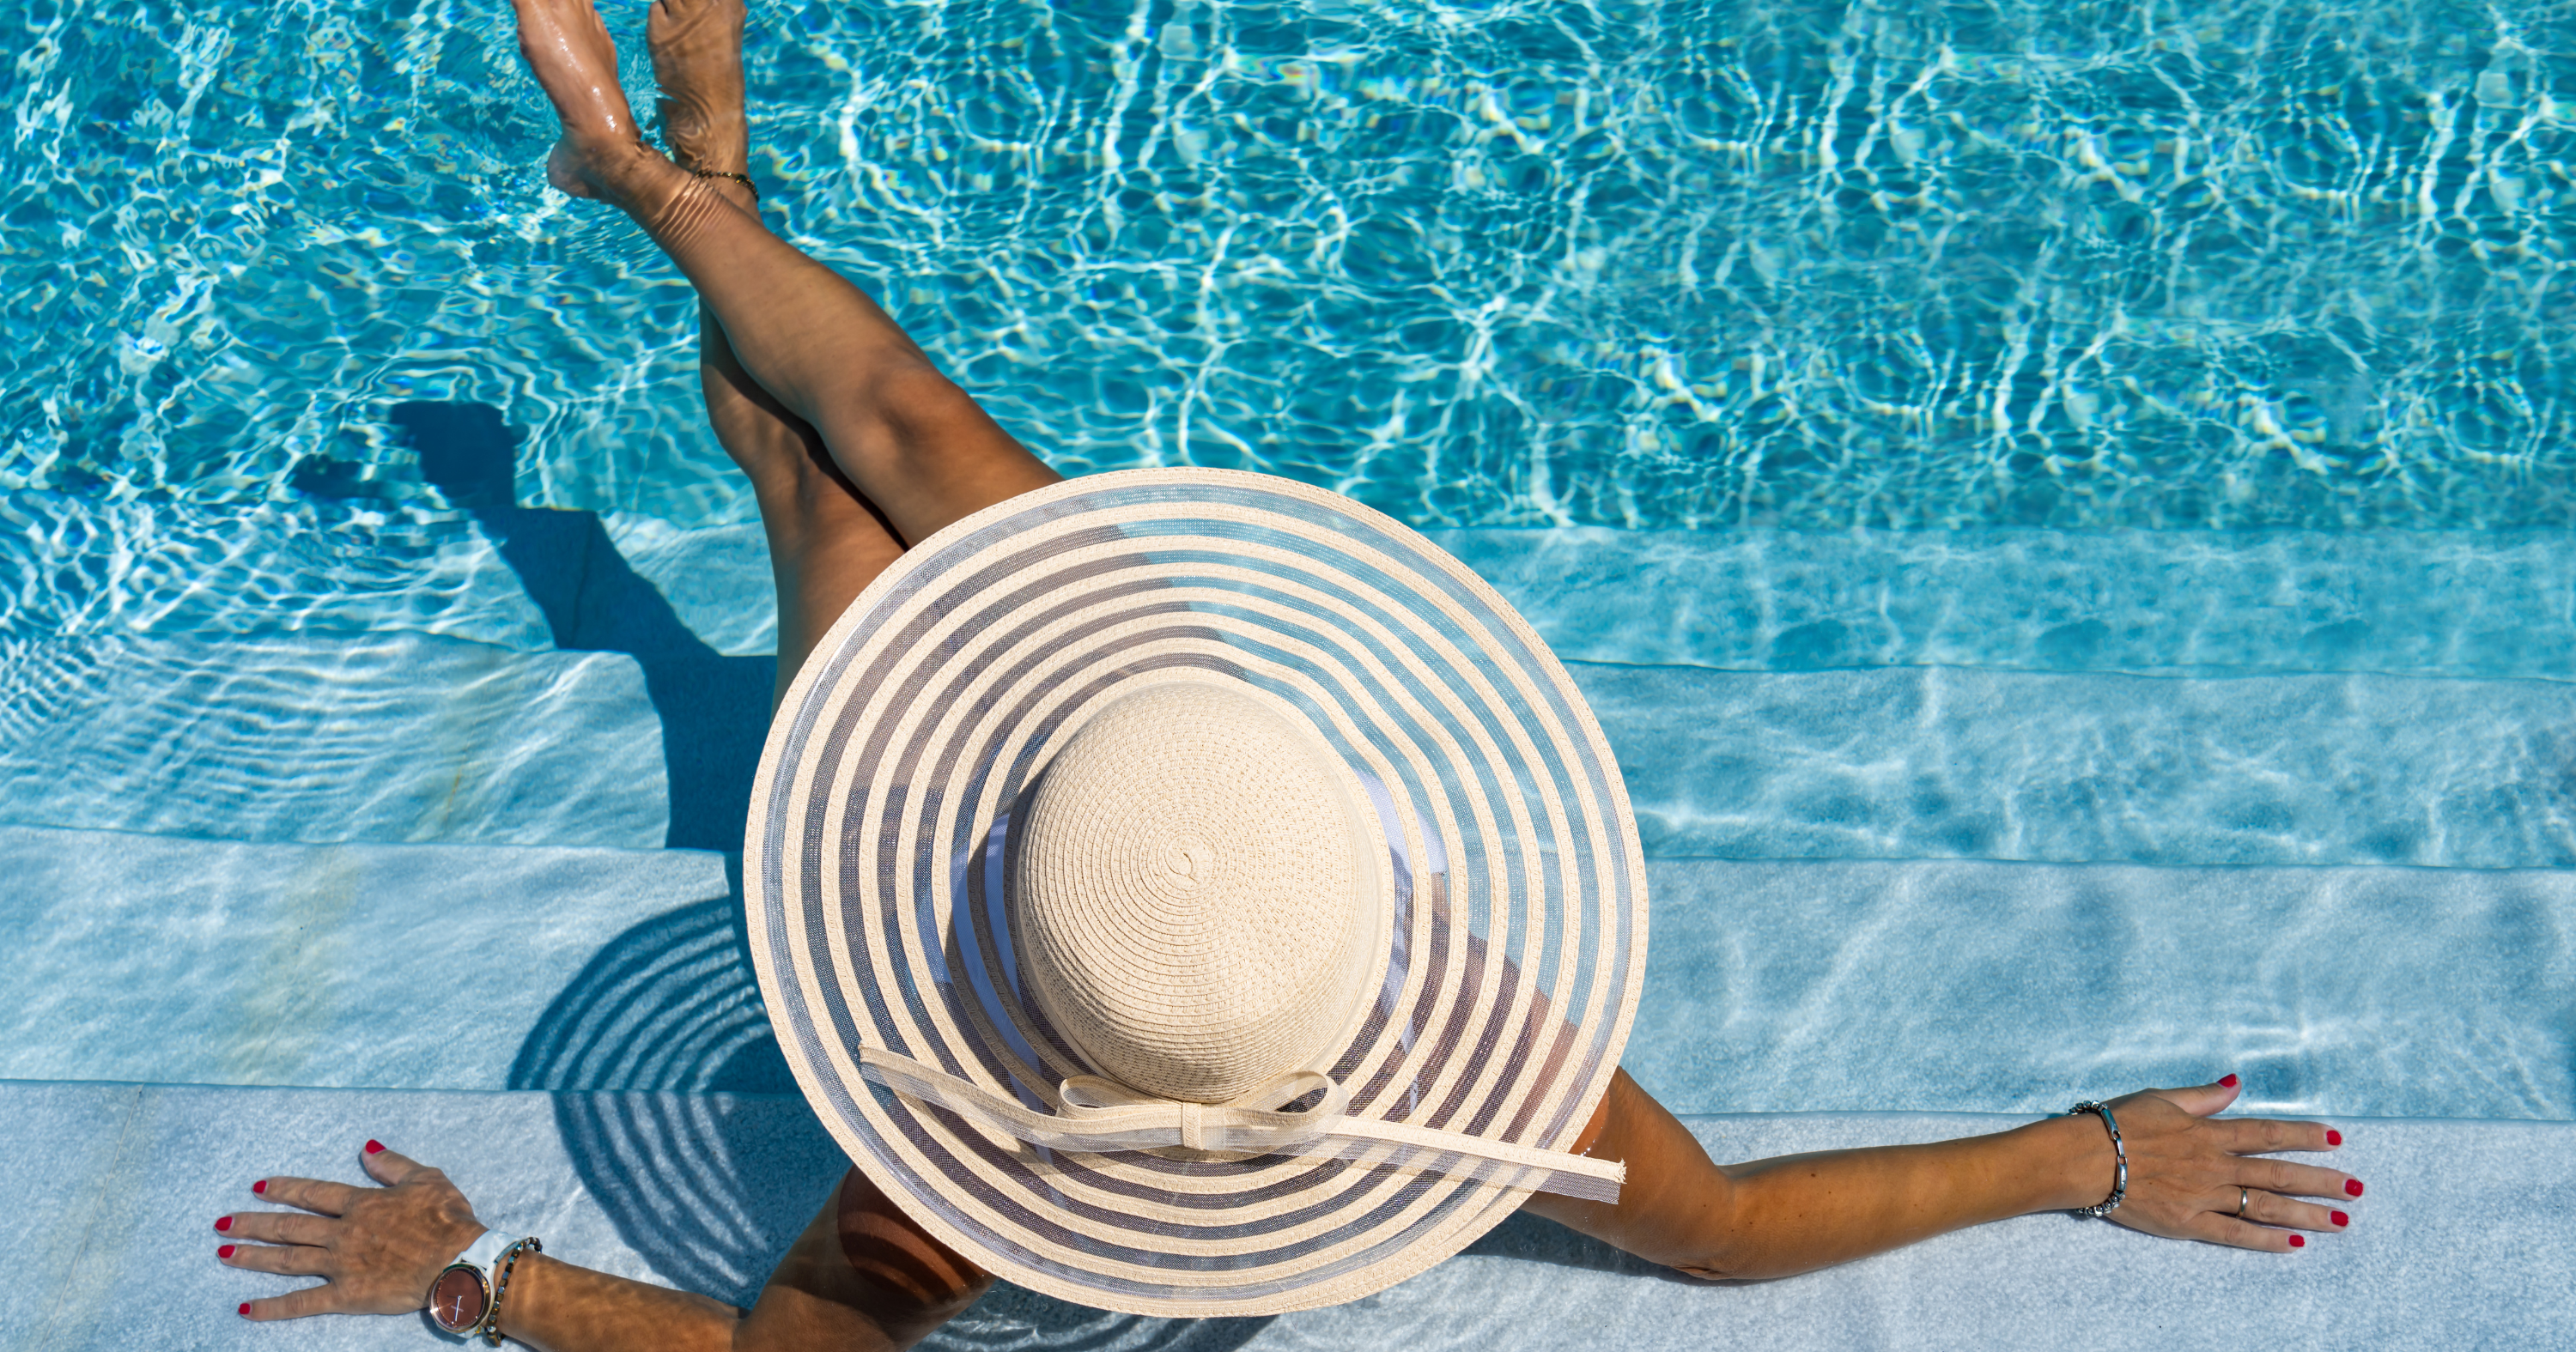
[{"left": 427, "top": 1228, "right": 512, "bottom": 1337}]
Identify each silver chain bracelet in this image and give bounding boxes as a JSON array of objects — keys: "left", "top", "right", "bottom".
[{"left": 2065, "top": 1101, "right": 2128, "bottom": 1218}]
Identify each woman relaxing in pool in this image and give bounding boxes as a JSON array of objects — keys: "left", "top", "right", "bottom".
[{"left": 210, "top": 0, "right": 2362, "bottom": 1343}]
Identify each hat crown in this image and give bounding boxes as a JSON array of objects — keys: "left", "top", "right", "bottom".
[{"left": 1013, "top": 681, "right": 1386, "bottom": 1104}]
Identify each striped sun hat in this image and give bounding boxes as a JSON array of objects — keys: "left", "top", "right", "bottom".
[{"left": 744, "top": 469, "right": 1649, "bottom": 1315}]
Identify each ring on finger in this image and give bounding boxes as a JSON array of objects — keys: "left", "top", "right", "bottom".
[{"left": 2235, "top": 1187, "right": 2251, "bottom": 1218}]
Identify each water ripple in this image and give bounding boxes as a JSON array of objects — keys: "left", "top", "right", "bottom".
[
  {"left": 0, "top": 629, "right": 668, "bottom": 846},
  {"left": 7, "top": 0, "right": 2576, "bottom": 528}
]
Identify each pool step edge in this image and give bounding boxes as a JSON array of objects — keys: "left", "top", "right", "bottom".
[{"left": 6, "top": 1078, "right": 2565, "bottom": 1350}]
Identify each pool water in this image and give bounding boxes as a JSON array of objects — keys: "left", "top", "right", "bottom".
[
  {"left": 11, "top": 0, "right": 2576, "bottom": 528},
  {"left": 4, "top": 0, "right": 2574, "bottom": 1343}
]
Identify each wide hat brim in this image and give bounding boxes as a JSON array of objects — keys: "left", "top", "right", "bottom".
[{"left": 745, "top": 468, "right": 1649, "bottom": 1316}]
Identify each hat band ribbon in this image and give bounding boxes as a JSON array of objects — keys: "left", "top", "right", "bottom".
[{"left": 857, "top": 1047, "right": 1624, "bottom": 1203}]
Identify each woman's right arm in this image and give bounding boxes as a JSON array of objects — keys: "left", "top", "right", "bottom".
[
  {"left": 1522, "top": 1070, "right": 2361, "bottom": 1281},
  {"left": 503, "top": 1167, "right": 989, "bottom": 1352},
  {"left": 228, "top": 1147, "right": 987, "bottom": 1350}
]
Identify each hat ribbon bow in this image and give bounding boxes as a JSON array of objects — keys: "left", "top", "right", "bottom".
[{"left": 856, "top": 1046, "right": 1623, "bottom": 1203}]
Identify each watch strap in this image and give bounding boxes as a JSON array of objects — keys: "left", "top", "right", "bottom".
[{"left": 451, "top": 1227, "right": 512, "bottom": 1277}]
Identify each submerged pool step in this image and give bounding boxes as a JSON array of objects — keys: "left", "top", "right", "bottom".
[
  {"left": 1432, "top": 525, "right": 2576, "bottom": 680},
  {"left": 9, "top": 1077, "right": 2564, "bottom": 1349},
  {"left": 0, "top": 826, "right": 744, "bottom": 1094},
  {"left": 0, "top": 490, "right": 553, "bottom": 652},
  {"left": 6, "top": 826, "right": 2565, "bottom": 1123},
  {"left": 14, "top": 487, "right": 2576, "bottom": 682},
  {"left": 1631, "top": 857, "right": 2575, "bottom": 1121},
  {"left": 0, "top": 628, "right": 772, "bottom": 852},
  {"left": 10, "top": 625, "right": 2576, "bottom": 870},
  {"left": 0, "top": 489, "right": 775, "bottom": 657},
  {"left": 1583, "top": 659, "right": 2576, "bottom": 869}
]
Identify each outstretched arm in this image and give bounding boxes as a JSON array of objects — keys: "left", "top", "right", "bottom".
[
  {"left": 1527, "top": 1070, "right": 2361, "bottom": 1280},
  {"left": 225, "top": 1145, "right": 987, "bottom": 1350}
]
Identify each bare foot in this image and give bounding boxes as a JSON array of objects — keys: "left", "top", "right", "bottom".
[
  {"left": 512, "top": 0, "right": 671, "bottom": 205},
  {"left": 648, "top": 0, "right": 750, "bottom": 189}
]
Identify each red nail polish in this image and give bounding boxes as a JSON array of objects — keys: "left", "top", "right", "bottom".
[
  {"left": 2219, "top": 1073, "right": 2239, "bottom": 1088},
  {"left": 2325, "top": 1130, "right": 2342, "bottom": 1147},
  {"left": 214, "top": 1216, "right": 232, "bottom": 1233},
  {"left": 2345, "top": 1179, "right": 2364, "bottom": 1197},
  {"left": 2330, "top": 1210, "right": 2348, "bottom": 1227},
  {"left": 252, "top": 1179, "right": 267, "bottom": 1194},
  {"left": 239, "top": 1303, "right": 252, "bottom": 1319},
  {"left": 218, "top": 1245, "right": 235, "bottom": 1259},
  {"left": 365, "top": 1139, "right": 384, "bottom": 1155},
  {"left": 2289, "top": 1234, "right": 2305, "bottom": 1248}
]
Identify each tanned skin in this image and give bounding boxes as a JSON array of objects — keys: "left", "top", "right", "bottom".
[{"left": 211, "top": 0, "right": 2365, "bottom": 1342}]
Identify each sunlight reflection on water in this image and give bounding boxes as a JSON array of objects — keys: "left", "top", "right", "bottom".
[{"left": 8, "top": 0, "right": 2576, "bottom": 530}]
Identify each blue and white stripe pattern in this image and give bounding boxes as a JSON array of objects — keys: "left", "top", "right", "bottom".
[{"left": 745, "top": 470, "right": 1648, "bottom": 1316}]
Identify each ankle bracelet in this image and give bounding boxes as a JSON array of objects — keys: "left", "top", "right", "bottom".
[
  {"left": 687, "top": 167, "right": 757, "bottom": 197},
  {"left": 664, "top": 146, "right": 757, "bottom": 197}
]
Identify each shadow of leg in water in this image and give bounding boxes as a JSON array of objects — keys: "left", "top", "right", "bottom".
[{"left": 299, "top": 402, "right": 774, "bottom": 852}]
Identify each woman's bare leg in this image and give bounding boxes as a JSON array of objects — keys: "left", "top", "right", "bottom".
[
  {"left": 644, "top": 0, "right": 903, "bottom": 699},
  {"left": 518, "top": 0, "right": 1060, "bottom": 552}
]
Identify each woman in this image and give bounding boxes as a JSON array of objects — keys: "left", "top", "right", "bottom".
[{"left": 211, "top": 0, "right": 2361, "bottom": 1343}]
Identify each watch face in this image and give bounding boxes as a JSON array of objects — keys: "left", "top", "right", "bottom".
[{"left": 429, "top": 1264, "right": 489, "bottom": 1334}]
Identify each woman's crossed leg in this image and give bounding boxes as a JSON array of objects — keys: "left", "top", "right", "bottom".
[{"left": 532, "top": 0, "right": 1060, "bottom": 700}]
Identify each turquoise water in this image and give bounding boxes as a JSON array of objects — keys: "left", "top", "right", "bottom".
[
  {"left": 3, "top": 3, "right": 2574, "bottom": 1313},
  {"left": 9, "top": 0, "right": 2576, "bottom": 530}
]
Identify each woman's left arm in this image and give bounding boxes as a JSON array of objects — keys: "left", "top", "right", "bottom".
[{"left": 1523, "top": 1070, "right": 2360, "bottom": 1281}]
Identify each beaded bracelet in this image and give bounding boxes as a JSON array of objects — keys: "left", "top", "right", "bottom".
[
  {"left": 477, "top": 1235, "right": 543, "bottom": 1346},
  {"left": 688, "top": 167, "right": 758, "bottom": 197},
  {"left": 664, "top": 145, "right": 758, "bottom": 198},
  {"left": 2065, "top": 1101, "right": 2128, "bottom": 1218}
]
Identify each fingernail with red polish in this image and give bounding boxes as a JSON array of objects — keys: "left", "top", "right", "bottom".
[
  {"left": 2330, "top": 1210, "right": 2348, "bottom": 1228},
  {"left": 2325, "top": 1130, "right": 2342, "bottom": 1147},
  {"left": 252, "top": 1179, "right": 267, "bottom": 1194},
  {"left": 2289, "top": 1234, "right": 2305, "bottom": 1248},
  {"left": 365, "top": 1139, "right": 384, "bottom": 1155},
  {"left": 2345, "top": 1179, "right": 2364, "bottom": 1197},
  {"left": 2219, "top": 1073, "right": 2239, "bottom": 1088},
  {"left": 218, "top": 1245, "right": 235, "bottom": 1260},
  {"left": 239, "top": 1303, "right": 252, "bottom": 1319},
  {"left": 214, "top": 1216, "right": 232, "bottom": 1233}
]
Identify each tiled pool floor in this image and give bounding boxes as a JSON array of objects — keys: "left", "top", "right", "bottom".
[{"left": 6, "top": 505, "right": 2572, "bottom": 1347}]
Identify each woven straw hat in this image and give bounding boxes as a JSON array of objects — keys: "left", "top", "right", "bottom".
[{"left": 744, "top": 469, "right": 1649, "bottom": 1316}]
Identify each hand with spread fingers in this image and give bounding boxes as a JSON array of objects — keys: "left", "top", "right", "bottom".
[
  {"left": 217, "top": 1140, "right": 486, "bottom": 1322},
  {"left": 2093, "top": 1076, "right": 2360, "bottom": 1252}
]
